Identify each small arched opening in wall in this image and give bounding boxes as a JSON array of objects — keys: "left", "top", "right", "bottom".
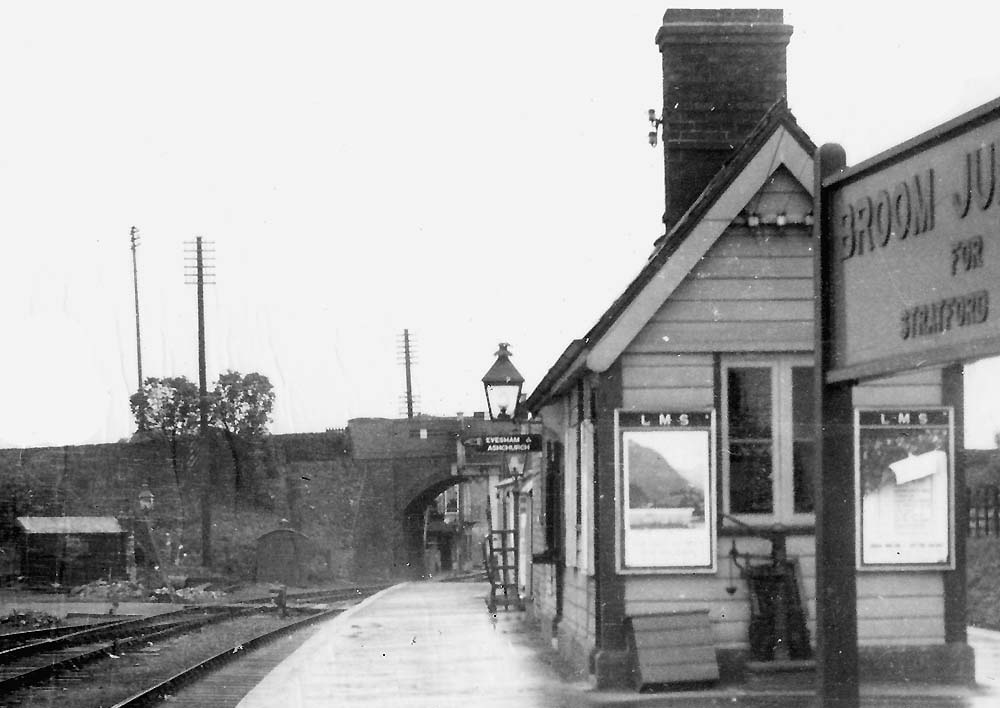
[{"left": 400, "top": 474, "right": 488, "bottom": 580}]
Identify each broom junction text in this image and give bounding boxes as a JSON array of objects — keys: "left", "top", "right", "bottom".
[{"left": 836, "top": 141, "right": 996, "bottom": 340}]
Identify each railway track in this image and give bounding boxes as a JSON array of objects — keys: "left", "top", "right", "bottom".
[
  {"left": 0, "top": 617, "right": 124, "bottom": 652},
  {"left": 0, "top": 583, "right": 389, "bottom": 707},
  {"left": 0, "top": 606, "right": 239, "bottom": 695},
  {"left": 110, "top": 605, "right": 343, "bottom": 707}
]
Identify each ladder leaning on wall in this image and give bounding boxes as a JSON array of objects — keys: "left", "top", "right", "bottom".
[{"left": 483, "top": 494, "right": 521, "bottom": 612}]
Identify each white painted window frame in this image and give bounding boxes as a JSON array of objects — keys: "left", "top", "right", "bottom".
[
  {"left": 720, "top": 353, "right": 815, "bottom": 527},
  {"left": 563, "top": 395, "right": 579, "bottom": 567}
]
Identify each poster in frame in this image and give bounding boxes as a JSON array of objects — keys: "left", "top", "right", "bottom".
[
  {"left": 855, "top": 407, "right": 955, "bottom": 571},
  {"left": 615, "top": 410, "right": 717, "bottom": 574}
]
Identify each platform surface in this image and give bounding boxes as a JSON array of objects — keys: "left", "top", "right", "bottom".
[
  {"left": 236, "top": 580, "right": 1000, "bottom": 707},
  {"left": 236, "top": 581, "right": 588, "bottom": 708}
]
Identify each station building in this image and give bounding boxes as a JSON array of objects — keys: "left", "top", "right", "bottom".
[{"left": 523, "top": 9, "right": 971, "bottom": 688}]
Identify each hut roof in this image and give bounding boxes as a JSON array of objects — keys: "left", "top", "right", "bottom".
[{"left": 16, "top": 516, "right": 123, "bottom": 534}]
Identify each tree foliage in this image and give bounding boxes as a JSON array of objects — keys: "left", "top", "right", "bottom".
[
  {"left": 130, "top": 371, "right": 276, "bottom": 504},
  {"left": 211, "top": 371, "right": 275, "bottom": 440},
  {"left": 131, "top": 377, "right": 200, "bottom": 434},
  {"left": 212, "top": 371, "right": 275, "bottom": 503},
  {"left": 130, "top": 376, "right": 200, "bottom": 486},
  {"left": 0, "top": 468, "right": 59, "bottom": 542}
]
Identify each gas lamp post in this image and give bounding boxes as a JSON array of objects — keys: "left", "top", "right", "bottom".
[{"left": 482, "top": 343, "right": 526, "bottom": 608}]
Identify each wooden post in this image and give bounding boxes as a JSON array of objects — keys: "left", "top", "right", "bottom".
[
  {"left": 196, "top": 236, "right": 212, "bottom": 568},
  {"left": 942, "top": 364, "right": 967, "bottom": 643},
  {"left": 814, "top": 143, "right": 859, "bottom": 707},
  {"left": 593, "top": 362, "right": 628, "bottom": 687}
]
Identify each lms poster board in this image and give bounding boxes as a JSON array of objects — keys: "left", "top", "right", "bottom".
[
  {"left": 823, "top": 98, "right": 1000, "bottom": 383},
  {"left": 855, "top": 408, "right": 955, "bottom": 570},
  {"left": 615, "top": 411, "right": 716, "bottom": 574}
]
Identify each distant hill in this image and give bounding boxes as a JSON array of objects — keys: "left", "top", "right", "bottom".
[{"left": 628, "top": 440, "right": 704, "bottom": 513}]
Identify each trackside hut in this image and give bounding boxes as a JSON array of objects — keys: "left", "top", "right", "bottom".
[
  {"left": 524, "top": 8, "right": 969, "bottom": 688},
  {"left": 15, "top": 516, "right": 127, "bottom": 586}
]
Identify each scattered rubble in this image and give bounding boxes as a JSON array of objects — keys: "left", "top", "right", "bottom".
[
  {"left": 70, "top": 579, "right": 149, "bottom": 600},
  {"left": 69, "top": 578, "right": 230, "bottom": 603},
  {"left": 0, "top": 609, "right": 61, "bottom": 629},
  {"left": 172, "top": 584, "right": 226, "bottom": 601}
]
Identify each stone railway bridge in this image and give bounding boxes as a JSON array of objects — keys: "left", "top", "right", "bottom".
[
  {"left": 0, "top": 417, "right": 487, "bottom": 581},
  {"left": 341, "top": 417, "right": 471, "bottom": 577}
]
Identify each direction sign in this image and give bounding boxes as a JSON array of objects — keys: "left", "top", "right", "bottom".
[{"left": 463, "top": 434, "right": 542, "bottom": 453}]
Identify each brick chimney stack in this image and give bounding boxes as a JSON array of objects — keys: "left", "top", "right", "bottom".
[{"left": 655, "top": 9, "right": 792, "bottom": 229}]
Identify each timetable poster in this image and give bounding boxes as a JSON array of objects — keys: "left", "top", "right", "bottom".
[
  {"left": 617, "top": 411, "right": 716, "bottom": 573},
  {"left": 855, "top": 408, "right": 955, "bottom": 570}
]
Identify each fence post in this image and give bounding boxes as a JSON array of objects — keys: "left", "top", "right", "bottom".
[
  {"left": 975, "top": 487, "right": 982, "bottom": 537},
  {"left": 970, "top": 487, "right": 978, "bottom": 537},
  {"left": 991, "top": 486, "right": 1000, "bottom": 537}
]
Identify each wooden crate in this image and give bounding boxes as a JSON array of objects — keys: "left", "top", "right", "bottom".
[{"left": 627, "top": 610, "right": 720, "bottom": 688}]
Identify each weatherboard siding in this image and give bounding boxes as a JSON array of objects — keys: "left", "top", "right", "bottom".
[
  {"left": 615, "top": 222, "right": 946, "bottom": 650},
  {"left": 617, "top": 358, "right": 944, "bottom": 648},
  {"left": 624, "top": 535, "right": 816, "bottom": 648},
  {"left": 621, "top": 353, "right": 714, "bottom": 411},
  {"left": 557, "top": 568, "right": 596, "bottom": 664},
  {"left": 852, "top": 367, "right": 943, "bottom": 408},
  {"left": 746, "top": 165, "right": 813, "bottom": 218},
  {"left": 854, "top": 366, "right": 945, "bottom": 645},
  {"left": 623, "top": 539, "right": 944, "bottom": 649},
  {"left": 856, "top": 573, "right": 945, "bottom": 644},
  {"left": 628, "top": 228, "right": 815, "bottom": 355}
]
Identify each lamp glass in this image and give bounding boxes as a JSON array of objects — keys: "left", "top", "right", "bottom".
[{"left": 485, "top": 382, "right": 521, "bottom": 421}]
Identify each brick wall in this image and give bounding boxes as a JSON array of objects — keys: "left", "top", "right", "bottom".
[{"left": 655, "top": 8, "right": 792, "bottom": 228}]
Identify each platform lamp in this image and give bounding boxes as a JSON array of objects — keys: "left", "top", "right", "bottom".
[
  {"left": 482, "top": 343, "right": 526, "bottom": 609},
  {"left": 481, "top": 342, "right": 524, "bottom": 422}
]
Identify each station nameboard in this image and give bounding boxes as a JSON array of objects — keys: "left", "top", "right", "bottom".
[{"left": 823, "top": 98, "right": 1000, "bottom": 382}]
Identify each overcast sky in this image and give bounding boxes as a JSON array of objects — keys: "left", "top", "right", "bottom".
[{"left": 2, "top": 1, "right": 999, "bottom": 449}]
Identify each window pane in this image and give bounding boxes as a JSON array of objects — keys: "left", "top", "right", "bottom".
[
  {"left": 728, "top": 368, "right": 772, "bottom": 438},
  {"left": 791, "top": 366, "right": 814, "bottom": 440},
  {"left": 729, "top": 441, "right": 774, "bottom": 513},
  {"left": 791, "top": 366, "right": 815, "bottom": 513},
  {"left": 727, "top": 368, "right": 773, "bottom": 514},
  {"left": 793, "top": 440, "right": 815, "bottom": 513}
]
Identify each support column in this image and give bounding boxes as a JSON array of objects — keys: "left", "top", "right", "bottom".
[
  {"left": 941, "top": 363, "right": 976, "bottom": 683},
  {"left": 943, "top": 364, "right": 967, "bottom": 643},
  {"left": 814, "top": 143, "right": 859, "bottom": 708},
  {"left": 592, "top": 362, "right": 629, "bottom": 687}
]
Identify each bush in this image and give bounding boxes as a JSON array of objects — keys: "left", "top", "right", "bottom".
[{"left": 966, "top": 536, "right": 1000, "bottom": 629}]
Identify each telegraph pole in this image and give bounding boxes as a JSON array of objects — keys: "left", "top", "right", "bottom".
[
  {"left": 185, "top": 237, "right": 215, "bottom": 566},
  {"left": 397, "top": 329, "right": 418, "bottom": 418},
  {"left": 402, "top": 329, "right": 414, "bottom": 419},
  {"left": 130, "top": 227, "right": 143, "bottom": 401}
]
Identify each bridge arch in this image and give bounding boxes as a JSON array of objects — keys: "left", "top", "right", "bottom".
[{"left": 400, "top": 474, "right": 468, "bottom": 578}]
